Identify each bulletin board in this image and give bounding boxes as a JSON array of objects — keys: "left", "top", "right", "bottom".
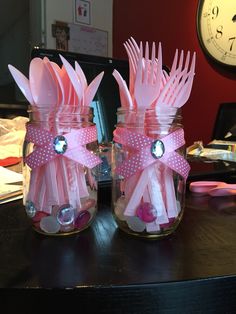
[{"left": 68, "top": 23, "right": 108, "bottom": 57}]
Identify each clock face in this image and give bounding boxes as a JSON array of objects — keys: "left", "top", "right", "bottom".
[{"left": 197, "top": 0, "right": 236, "bottom": 67}]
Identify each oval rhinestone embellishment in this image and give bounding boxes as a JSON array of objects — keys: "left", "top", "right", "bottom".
[
  {"left": 151, "top": 140, "right": 165, "bottom": 159},
  {"left": 40, "top": 216, "right": 60, "bottom": 234},
  {"left": 25, "top": 200, "right": 37, "bottom": 218},
  {"left": 136, "top": 202, "right": 157, "bottom": 223},
  {"left": 56, "top": 204, "right": 75, "bottom": 226},
  {"left": 53, "top": 135, "right": 67, "bottom": 154},
  {"left": 75, "top": 210, "right": 91, "bottom": 229}
]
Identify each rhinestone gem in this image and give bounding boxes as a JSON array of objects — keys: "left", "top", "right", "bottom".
[
  {"left": 81, "top": 198, "right": 96, "bottom": 211},
  {"left": 53, "top": 135, "right": 67, "bottom": 154},
  {"left": 151, "top": 140, "right": 165, "bottom": 159},
  {"left": 25, "top": 200, "right": 36, "bottom": 218},
  {"left": 32, "top": 211, "right": 48, "bottom": 222},
  {"left": 126, "top": 216, "right": 146, "bottom": 232},
  {"left": 160, "top": 218, "right": 175, "bottom": 229},
  {"left": 75, "top": 210, "right": 91, "bottom": 229},
  {"left": 56, "top": 204, "right": 75, "bottom": 226},
  {"left": 136, "top": 202, "right": 157, "bottom": 223},
  {"left": 114, "top": 196, "right": 126, "bottom": 221},
  {"left": 40, "top": 216, "right": 60, "bottom": 234}
]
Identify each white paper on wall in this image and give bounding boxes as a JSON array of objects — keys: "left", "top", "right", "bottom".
[{"left": 68, "top": 23, "right": 108, "bottom": 57}]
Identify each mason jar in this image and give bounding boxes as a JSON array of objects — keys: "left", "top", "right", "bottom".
[
  {"left": 112, "top": 107, "right": 190, "bottom": 239},
  {"left": 22, "top": 105, "right": 101, "bottom": 236}
]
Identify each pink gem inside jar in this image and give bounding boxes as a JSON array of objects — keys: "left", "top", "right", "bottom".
[{"left": 136, "top": 202, "right": 157, "bottom": 223}]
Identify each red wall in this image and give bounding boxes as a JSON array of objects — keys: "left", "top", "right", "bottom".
[{"left": 112, "top": 0, "right": 236, "bottom": 146}]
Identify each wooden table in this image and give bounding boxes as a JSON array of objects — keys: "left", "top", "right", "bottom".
[{"left": 1, "top": 185, "right": 236, "bottom": 313}]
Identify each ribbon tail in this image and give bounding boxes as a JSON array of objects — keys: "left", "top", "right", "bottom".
[
  {"left": 161, "top": 152, "right": 190, "bottom": 180},
  {"left": 124, "top": 167, "right": 150, "bottom": 216}
]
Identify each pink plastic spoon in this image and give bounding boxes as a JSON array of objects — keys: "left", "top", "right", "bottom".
[
  {"left": 29, "top": 57, "right": 57, "bottom": 106},
  {"left": 43, "top": 57, "right": 61, "bottom": 106},
  {"left": 209, "top": 186, "right": 236, "bottom": 197},
  {"left": 75, "top": 61, "right": 87, "bottom": 90},
  {"left": 8, "top": 64, "right": 34, "bottom": 104},
  {"left": 59, "top": 54, "right": 83, "bottom": 106},
  {"left": 84, "top": 71, "right": 104, "bottom": 107}
]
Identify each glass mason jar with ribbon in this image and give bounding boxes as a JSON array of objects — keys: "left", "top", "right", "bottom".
[
  {"left": 23, "top": 105, "right": 101, "bottom": 235},
  {"left": 112, "top": 107, "right": 190, "bottom": 239}
]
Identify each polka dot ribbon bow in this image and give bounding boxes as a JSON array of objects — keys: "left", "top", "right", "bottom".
[
  {"left": 113, "top": 127, "right": 190, "bottom": 181},
  {"left": 24, "top": 124, "right": 101, "bottom": 169}
]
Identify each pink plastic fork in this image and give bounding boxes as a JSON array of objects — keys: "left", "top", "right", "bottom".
[
  {"left": 124, "top": 41, "right": 168, "bottom": 228},
  {"left": 153, "top": 51, "right": 196, "bottom": 218},
  {"left": 123, "top": 37, "right": 140, "bottom": 96},
  {"left": 134, "top": 41, "right": 162, "bottom": 111}
]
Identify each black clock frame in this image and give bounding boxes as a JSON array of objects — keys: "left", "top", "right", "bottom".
[{"left": 196, "top": 0, "right": 236, "bottom": 70}]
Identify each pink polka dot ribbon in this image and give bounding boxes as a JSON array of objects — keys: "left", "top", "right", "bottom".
[
  {"left": 24, "top": 124, "right": 101, "bottom": 169},
  {"left": 113, "top": 127, "right": 190, "bottom": 181}
]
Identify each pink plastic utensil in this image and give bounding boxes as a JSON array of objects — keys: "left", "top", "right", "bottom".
[
  {"left": 59, "top": 54, "right": 83, "bottom": 106},
  {"left": 43, "top": 57, "right": 62, "bottom": 106},
  {"left": 134, "top": 41, "right": 162, "bottom": 110},
  {"left": 29, "top": 57, "right": 57, "bottom": 106},
  {"left": 29, "top": 57, "right": 61, "bottom": 208},
  {"left": 84, "top": 71, "right": 104, "bottom": 107},
  {"left": 112, "top": 69, "right": 133, "bottom": 109},
  {"left": 75, "top": 61, "right": 87, "bottom": 90},
  {"left": 123, "top": 37, "right": 140, "bottom": 96},
  {"left": 8, "top": 64, "right": 34, "bottom": 104},
  {"left": 60, "top": 66, "right": 73, "bottom": 105},
  {"left": 189, "top": 181, "right": 236, "bottom": 196}
]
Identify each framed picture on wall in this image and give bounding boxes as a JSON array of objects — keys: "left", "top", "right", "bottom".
[
  {"left": 74, "top": 0, "right": 91, "bottom": 25},
  {"left": 52, "top": 21, "right": 70, "bottom": 51}
]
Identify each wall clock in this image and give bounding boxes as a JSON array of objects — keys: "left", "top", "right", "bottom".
[{"left": 197, "top": 0, "right": 236, "bottom": 67}]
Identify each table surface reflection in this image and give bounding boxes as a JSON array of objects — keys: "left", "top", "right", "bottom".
[{"left": 1, "top": 186, "right": 236, "bottom": 313}]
